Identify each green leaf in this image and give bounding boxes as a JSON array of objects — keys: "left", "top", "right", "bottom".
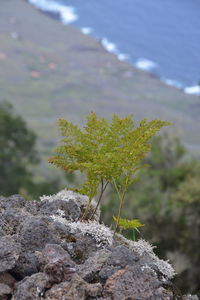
[{"left": 113, "top": 216, "right": 145, "bottom": 230}]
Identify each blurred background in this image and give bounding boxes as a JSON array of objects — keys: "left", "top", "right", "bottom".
[{"left": 0, "top": 0, "right": 200, "bottom": 296}]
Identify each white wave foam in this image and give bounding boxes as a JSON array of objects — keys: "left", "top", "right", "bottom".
[
  {"left": 135, "top": 58, "right": 158, "bottom": 71},
  {"left": 164, "top": 79, "right": 200, "bottom": 95},
  {"left": 101, "top": 38, "right": 129, "bottom": 62},
  {"left": 101, "top": 38, "right": 118, "bottom": 54},
  {"left": 28, "top": 0, "right": 78, "bottom": 24},
  {"left": 81, "top": 27, "right": 92, "bottom": 35},
  {"left": 117, "top": 53, "right": 129, "bottom": 61},
  {"left": 184, "top": 85, "right": 200, "bottom": 95},
  {"left": 164, "top": 79, "right": 183, "bottom": 89}
]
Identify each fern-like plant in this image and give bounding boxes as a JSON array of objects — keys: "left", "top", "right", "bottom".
[
  {"left": 49, "top": 112, "right": 170, "bottom": 231},
  {"left": 113, "top": 216, "right": 144, "bottom": 241}
]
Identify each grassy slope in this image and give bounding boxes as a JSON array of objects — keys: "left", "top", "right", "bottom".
[{"left": 0, "top": 0, "right": 200, "bottom": 164}]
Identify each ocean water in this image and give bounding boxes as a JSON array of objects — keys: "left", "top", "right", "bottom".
[{"left": 28, "top": 0, "right": 200, "bottom": 94}]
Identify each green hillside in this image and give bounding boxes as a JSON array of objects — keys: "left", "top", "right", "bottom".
[{"left": 1, "top": 0, "right": 200, "bottom": 163}]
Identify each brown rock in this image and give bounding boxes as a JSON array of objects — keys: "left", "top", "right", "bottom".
[
  {"left": 77, "top": 248, "right": 111, "bottom": 282},
  {"left": 0, "top": 272, "right": 16, "bottom": 289},
  {"left": 104, "top": 265, "right": 173, "bottom": 300},
  {"left": 0, "top": 236, "right": 21, "bottom": 273},
  {"left": 44, "top": 274, "right": 102, "bottom": 300},
  {"left": 38, "top": 244, "right": 76, "bottom": 284},
  {"left": 0, "top": 283, "right": 12, "bottom": 300},
  {"left": 14, "top": 272, "right": 50, "bottom": 300}
]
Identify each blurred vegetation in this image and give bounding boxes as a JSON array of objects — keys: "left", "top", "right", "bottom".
[
  {"left": 0, "top": 101, "right": 60, "bottom": 198},
  {"left": 101, "top": 134, "right": 200, "bottom": 296},
  {"left": 0, "top": 101, "right": 199, "bottom": 295}
]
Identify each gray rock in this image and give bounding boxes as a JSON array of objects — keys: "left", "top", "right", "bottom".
[
  {"left": 38, "top": 244, "right": 76, "bottom": 284},
  {"left": 103, "top": 265, "right": 173, "bottom": 300},
  {"left": 14, "top": 272, "right": 49, "bottom": 300},
  {"left": 183, "top": 296, "right": 199, "bottom": 300},
  {"left": 0, "top": 208, "right": 30, "bottom": 235},
  {"left": 155, "top": 286, "right": 174, "bottom": 299},
  {"left": 12, "top": 216, "right": 60, "bottom": 279},
  {"left": 0, "top": 283, "right": 12, "bottom": 300},
  {"left": 62, "top": 232, "right": 101, "bottom": 264},
  {"left": 99, "top": 245, "right": 139, "bottom": 282},
  {"left": 11, "top": 250, "right": 39, "bottom": 279},
  {"left": 44, "top": 274, "right": 102, "bottom": 300},
  {"left": 24, "top": 199, "right": 42, "bottom": 215},
  {"left": 77, "top": 249, "right": 111, "bottom": 282},
  {"left": 0, "top": 195, "right": 25, "bottom": 212},
  {"left": 0, "top": 227, "right": 5, "bottom": 237},
  {"left": 106, "top": 245, "right": 139, "bottom": 267},
  {"left": 0, "top": 196, "right": 6, "bottom": 211},
  {"left": 0, "top": 191, "right": 196, "bottom": 299},
  {"left": 17, "top": 216, "right": 59, "bottom": 252},
  {"left": 99, "top": 265, "right": 121, "bottom": 284},
  {"left": 40, "top": 190, "right": 101, "bottom": 222},
  {"left": 50, "top": 221, "right": 71, "bottom": 239},
  {"left": 39, "top": 199, "right": 80, "bottom": 221},
  {"left": 0, "top": 236, "right": 21, "bottom": 272},
  {"left": 0, "top": 272, "right": 16, "bottom": 289},
  {"left": 6, "top": 194, "right": 26, "bottom": 208}
]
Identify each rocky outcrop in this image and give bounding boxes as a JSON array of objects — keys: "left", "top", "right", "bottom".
[{"left": 0, "top": 190, "right": 198, "bottom": 300}]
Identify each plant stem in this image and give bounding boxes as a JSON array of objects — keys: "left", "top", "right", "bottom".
[
  {"left": 113, "top": 176, "right": 129, "bottom": 237},
  {"left": 132, "top": 229, "right": 136, "bottom": 241},
  {"left": 135, "top": 228, "right": 144, "bottom": 239},
  {"left": 113, "top": 179, "right": 121, "bottom": 201},
  {"left": 90, "top": 180, "right": 109, "bottom": 219},
  {"left": 81, "top": 195, "right": 93, "bottom": 221}
]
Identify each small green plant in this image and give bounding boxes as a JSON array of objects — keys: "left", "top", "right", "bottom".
[
  {"left": 49, "top": 112, "right": 170, "bottom": 232},
  {"left": 113, "top": 216, "right": 144, "bottom": 241}
]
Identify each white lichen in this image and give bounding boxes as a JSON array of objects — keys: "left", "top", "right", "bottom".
[
  {"left": 70, "top": 221, "right": 113, "bottom": 246},
  {"left": 50, "top": 214, "right": 68, "bottom": 225},
  {"left": 40, "top": 189, "right": 100, "bottom": 221},
  {"left": 56, "top": 209, "right": 65, "bottom": 217},
  {"left": 141, "top": 264, "right": 157, "bottom": 276},
  {"left": 132, "top": 239, "right": 156, "bottom": 256},
  {"left": 50, "top": 212, "right": 113, "bottom": 247},
  {"left": 114, "top": 234, "right": 175, "bottom": 279},
  {"left": 44, "top": 191, "right": 175, "bottom": 279},
  {"left": 131, "top": 239, "right": 175, "bottom": 279}
]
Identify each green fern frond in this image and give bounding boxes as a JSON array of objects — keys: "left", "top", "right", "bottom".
[
  {"left": 113, "top": 216, "right": 145, "bottom": 230},
  {"left": 49, "top": 112, "right": 171, "bottom": 222}
]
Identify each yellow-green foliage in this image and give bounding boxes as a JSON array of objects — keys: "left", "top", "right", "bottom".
[
  {"left": 49, "top": 112, "right": 170, "bottom": 224},
  {"left": 113, "top": 216, "right": 144, "bottom": 230},
  {"left": 113, "top": 216, "right": 144, "bottom": 240}
]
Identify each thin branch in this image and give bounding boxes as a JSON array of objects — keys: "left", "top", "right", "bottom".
[
  {"left": 91, "top": 180, "right": 109, "bottom": 219},
  {"left": 114, "top": 176, "right": 130, "bottom": 237},
  {"left": 112, "top": 179, "right": 121, "bottom": 201},
  {"left": 81, "top": 193, "right": 93, "bottom": 221},
  {"left": 135, "top": 228, "right": 145, "bottom": 239}
]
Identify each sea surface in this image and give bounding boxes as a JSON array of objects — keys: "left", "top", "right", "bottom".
[{"left": 28, "top": 0, "right": 200, "bottom": 94}]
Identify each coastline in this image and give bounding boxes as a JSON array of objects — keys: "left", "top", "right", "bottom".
[
  {"left": 26, "top": 0, "right": 200, "bottom": 96},
  {"left": 1, "top": 0, "right": 200, "bottom": 158}
]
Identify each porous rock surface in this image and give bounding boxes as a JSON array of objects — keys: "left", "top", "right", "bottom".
[{"left": 0, "top": 190, "right": 198, "bottom": 300}]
